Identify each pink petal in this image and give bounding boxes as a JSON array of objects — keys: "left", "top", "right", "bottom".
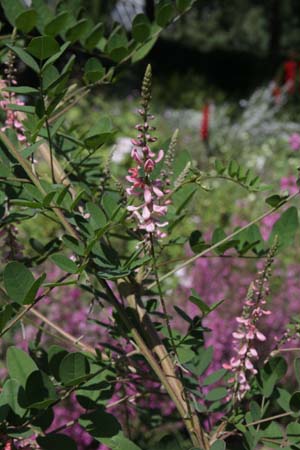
[
  {"left": 256, "top": 330, "right": 266, "bottom": 341},
  {"left": 142, "top": 205, "right": 151, "bottom": 220},
  {"left": 144, "top": 187, "right": 152, "bottom": 204},
  {"left": 153, "top": 204, "right": 167, "bottom": 215},
  {"left": 145, "top": 221, "right": 155, "bottom": 232},
  {"left": 152, "top": 186, "right": 164, "bottom": 197},
  {"left": 155, "top": 149, "right": 164, "bottom": 163},
  {"left": 245, "top": 358, "right": 254, "bottom": 370}
]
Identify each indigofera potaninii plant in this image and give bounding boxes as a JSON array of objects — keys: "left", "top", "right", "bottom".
[{"left": 1, "top": 1, "right": 300, "bottom": 449}]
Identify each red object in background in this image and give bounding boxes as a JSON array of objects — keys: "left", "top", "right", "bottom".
[
  {"left": 284, "top": 60, "right": 297, "bottom": 93},
  {"left": 201, "top": 104, "right": 210, "bottom": 141}
]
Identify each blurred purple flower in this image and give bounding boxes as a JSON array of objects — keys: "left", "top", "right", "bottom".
[{"left": 289, "top": 133, "right": 300, "bottom": 150}]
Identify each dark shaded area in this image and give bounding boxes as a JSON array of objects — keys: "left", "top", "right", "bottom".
[{"left": 148, "top": 40, "right": 275, "bottom": 97}]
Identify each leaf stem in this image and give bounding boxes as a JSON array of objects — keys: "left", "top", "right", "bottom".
[{"left": 149, "top": 191, "right": 299, "bottom": 289}]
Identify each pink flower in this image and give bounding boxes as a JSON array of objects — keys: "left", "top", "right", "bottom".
[
  {"left": 222, "top": 247, "right": 276, "bottom": 402},
  {"left": 0, "top": 78, "right": 27, "bottom": 144},
  {"left": 289, "top": 133, "right": 300, "bottom": 150},
  {"left": 126, "top": 99, "right": 169, "bottom": 239},
  {"left": 280, "top": 175, "right": 298, "bottom": 194}
]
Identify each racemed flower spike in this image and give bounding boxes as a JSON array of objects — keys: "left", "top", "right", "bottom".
[
  {"left": 223, "top": 239, "right": 278, "bottom": 402},
  {"left": 126, "top": 65, "right": 170, "bottom": 239}
]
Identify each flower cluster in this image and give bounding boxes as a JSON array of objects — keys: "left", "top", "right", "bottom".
[
  {"left": 126, "top": 65, "right": 170, "bottom": 239},
  {"left": 0, "top": 224, "right": 24, "bottom": 263},
  {"left": 289, "top": 133, "right": 300, "bottom": 151},
  {"left": 0, "top": 52, "right": 26, "bottom": 143},
  {"left": 222, "top": 242, "right": 277, "bottom": 401}
]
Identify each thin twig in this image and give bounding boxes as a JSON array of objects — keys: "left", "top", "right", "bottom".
[{"left": 149, "top": 191, "right": 299, "bottom": 289}]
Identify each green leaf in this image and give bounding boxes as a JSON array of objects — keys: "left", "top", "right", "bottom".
[
  {"left": 177, "top": 346, "right": 195, "bottom": 364},
  {"left": 6, "top": 103, "right": 35, "bottom": 113},
  {"left": 276, "top": 387, "right": 292, "bottom": 412},
  {"left": 189, "top": 230, "right": 209, "bottom": 253},
  {"left": 295, "top": 358, "right": 300, "bottom": 385},
  {"left": 155, "top": 0, "right": 174, "bottom": 27},
  {"left": 206, "top": 387, "right": 228, "bottom": 402},
  {"left": 102, "top": 192, "right": 123, "bottom": 221},
  {"left": 23, "top": 273, "right": 46, "bottom": 305},
  {"left": 176, "top": 0, "right": 194, "bottom": 13},
  {"left": 132, "top": 35, "right": 158, "bottom": 63},
  {"left": 132, "top": 14, "right": 151, "bottom": 42},
  {"left": 45, "top": 11, "right": 69, "bottom": 35},
  {"left": 62, "top": 235, "right": 85, "bottom": 257},
  {"left": 210, "top": 440, "right": 226, "bottom": 450},
  {"left": 79, "top": 407, "right": 121, "bottom": 439},
  {"left": 0, "top": 378, "right": 26, "bottom": 417},
  {"left": 27, "top": 36, "right": 60, "bottom": 60},
  {"left": 7, "top": 346, "right": 38, "bottom": 387},
  {"left": 85, "top": 23, "right": 104, "bottom": 50},
  {"left": 265, "top": 193, "right": 288, "bottom": 207},
  {"left": 59, "top": 352, "right": 90, "bottom": 386},
  {"left": 100, "top": 431, "right": 142, "bottom": 450},
  {"left": 269, "top": 207, "right": 299, "bottom": 248},
  {"left": 203, "top": 369, "right": 226, "bottom": 386},
  {"left": 189, "top": 289, "right": 210, "bottom": 316},
  {"left": 287, "top": 421, "right": 300, "bottom": 443},
  {"left": 50, "top": 254, "right": 78, "bottom": 274},
  {"left": 42, "top": 42, "right": 71, "bottom": 71},
  {"left": 186, "top": 346, "right": 213, "bottom": 376},
  {"left": 22, "top": 370, "right": 58, "bottom": 409},
  {"left": 48, "top": 345, "right": 68, "bottom": 381},
  {"left": 31, "top": 0, "right": 53, "bottom": 32},
  {"left": 1, "top": 0, "right": 25, "bottom": 26},
  {"left": 4, "top": 86, "right": 39, "bottom": 95},
  {"left": 290, "top": 391, "right": 300, "bottom": 413},
  {"left": 84, "top": 58, "right": 105, "bottom": 83},
  {"left": 84, "top": 116, "right": 115, "bottom": 148},
  {"left": 66, "top": 19, "right": 89, "bottom": 43},
  {"left": 0, "top": 305, "right": 14, "bottom": 333},
  {"left": 228, "top": 160, "right": 239, "bottom": 178},
  {"left": 4, "top": 262, "right": 34, "bottom": 304},
  {"left": 15, "top": 8, "right": 37, "bottom": 32},
  {"left": 37, "top": 434, "right": 77, "bottom": 450},
  {"left": 259, "top": 356, "right": 288, "bottom": 398},
  {"left": 215, "top": 159, "right": 226, "bottom": 175},
  {"left": 237, "top": 224, "right": 264, "bottom": 254},
  {"left": 106, "top": 31, "right": 128, "bottom": 62},
  {"left": 86, "top": 202, "right": 107, "bottom": 230},
  {"left": 7, "top": 45, "right": 40, "bottom": 73}
]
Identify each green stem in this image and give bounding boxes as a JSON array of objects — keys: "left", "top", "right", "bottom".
[
  {"left": 148, "top": 191, "right": 299, "bottom": 289},
  {"left": 38, "top": 70, "right": 55, "bottom": 183},
  {"left": 245, "top": 411, "right": 292, "bottom": 427}
]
